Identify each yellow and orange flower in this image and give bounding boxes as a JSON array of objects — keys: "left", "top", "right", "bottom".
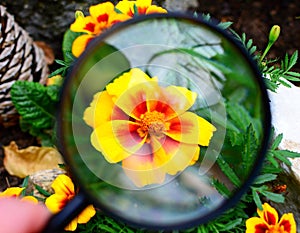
[
  {"left": 115, "top": 0, "right": 167, "bottom": 17},
  {"left": 83, "top": 68, "right": 216, "bottom": 187},
  {"left": 0, "top": 187, "right": 38, "bottom": 203},
  {"left": 246, "top": 203, "right": 296, "bottom": 233},
  {"left": 45, "top": 174, "right": 96, "bottom": 231},
  {"left": 70, "top": 2, "right": 130, "bottom": 57}
]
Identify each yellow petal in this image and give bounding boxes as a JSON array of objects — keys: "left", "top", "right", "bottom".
[
  {"left": 163, "top": 85, "right": 197, "bottom": 119},
  {"left": 3, "top": 141, "right": 64, "bottom": 178},
  {"left": 156, "top": 137, "right": 199, "bottom": 175},
  {"left": 106, "top": 68, "right": 154, "bottom": 101},
  {"left": 0, "top": 187, "right": 24, "bottom": 197},
  {"left": 245, "top": 216, "right": 269, "bottom": 233},
  {"left": 122, "top": 152, "right": 166, "bottom": 187},
  {"left": 70, "top": 16, "right": 97, "bottom": 34},
  {"left": 65, "top": 218, "right": 78, "bottom": 231},
  {"left": 21, "top": 196, "right": 39, "bottom": 204},
  {"left": 257, "top": 202, "right": 279, "bottom": 226},
  {"left": 166, "top": 112, "right": 216, "bottom": 146},
  {"left": 72, "top": 34, "right": 95, "bottom": 58},
  {"left": 89, "top": 2, "right": 115, "bottom": 21},
  {"left": 115, "top": 1, "right": 135, "bottom": 16},
  {"left": 145, "top": 5, "right": 167, "bottom": 14},
  {"left": 91, "top": 121, "right": 145, "bottom": 163},
  {"left": 278, "top": 213, "right": 297, "bottom": 233},
  {"left": 45, "top": 194, "right": 66, "bottom": 213},
  {"left": 51, "top": 174, "right": 75, "bottom": 196},
  {"left": 77, "top": 205, "right": 96, "bottom": 224},
  {"left": 83, "top": 91, "right": 114, "bottom": 128}
]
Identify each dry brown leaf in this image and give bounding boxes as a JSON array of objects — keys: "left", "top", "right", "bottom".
[{"left": 3, "top": 141, "right": 64, "bottom": 178}]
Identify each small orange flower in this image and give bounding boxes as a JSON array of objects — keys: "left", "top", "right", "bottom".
[
  {"left": 70, "top": 2, "right": 130, "bottom": 57},
  {"left": 45, "top": 174, "right": 96, "bottom": 231},
  {"left": 0, "top": 187, "right": 38, "bottom": 203},
  {"left": 115, "top": 0, "right": 167, "bottom": 17},
  {"left": 84, "top": 68, "right": 216, "bottom": 187},
  {"left": 246, "top": 203, "right": 296, "bottom": 233}
]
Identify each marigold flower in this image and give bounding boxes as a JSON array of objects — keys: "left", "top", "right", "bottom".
[
  {"left": 115, "top": 0, "right": 167, "bottom": 17},
  {"left": 246, "top": 203, "right": 296, "bottom": 233},
  {"left": 70, "top": 2, "right": 130, "bottom": 57},
  {"left": 83, "top": 68, "right": 216, "bottom": 187},
  {"left": 0, "top": 187, "right": 38, "bottom": 203},
  {"left": 45, "top": 174, "right": 96, "bottom": 231}
]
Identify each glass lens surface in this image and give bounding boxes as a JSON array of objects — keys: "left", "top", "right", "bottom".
[{"left": 58, "top": 14, "right": 270, "bottom": 229}]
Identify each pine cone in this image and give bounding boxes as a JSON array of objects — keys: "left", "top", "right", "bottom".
[{"left": 0, "top": 5, "right": 49, "bottom": 127}]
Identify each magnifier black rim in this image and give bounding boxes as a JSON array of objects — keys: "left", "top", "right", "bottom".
[{"left": 57, "top": 12, "right": 271, "bottom": 230}]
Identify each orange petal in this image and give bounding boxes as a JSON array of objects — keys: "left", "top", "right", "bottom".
[
  {"left": 70, "top": 16, "right": 97, "bottom": 34},
  {"left": 77, "top": 205, "right": 96, "bottom": 224},
  {"left": 21, "top": 196, "right": 38, "bottom": 204},
  {"left": 113, "top": 81, "right": 158, "bottom": 120},
  {"left": 278, "top": 213, "right": 297, "bottom": 233},
  {"left": 91, "top": 120, "right": 145, "bottom": 163},
  {"left": 166, "top": 112, "right": 216, "bottom": 146},
  {"left": 122, "top": 146, "right": 166, "bottom": 187},
  {"left": 155, "top": 137, "right": 199, "bottom": 175},
  {"left": 145, "top": 5, "right": 167, "bottom": 14},
  {"left": 163, "top": 85, "right": 198, "bottom": 119},
  {"left": 245, "top": 217, "right": 269, "bottom": 233},
  {"left": 72, "top": 34, "right": 94, "bottom": 57},
  {"left": 65, "top": 218, "right": 78, "bottom": 231},
  {"left": 51, "top": 174, "right": 75, "bottom": 196},
  {"left": 257, "top": 203, "right": 279, "bottom": 226},
  {"left": 89, "top": 2, "right": 115, "bottom": 22},
  {"left": 45, "top": 194, "right": 66, "bottom": 213}
]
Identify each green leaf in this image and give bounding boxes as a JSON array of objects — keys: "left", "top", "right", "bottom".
[
  {"left": 11, "top": 81, "right": 57, "bottom": 129},
  {"left": 35, "top": 184, "right": 51, "bottom": 197},
  {"left": 272, "top": 151, "right": 292, "bottom": 166},
  {"left": 21, "top": 176, "right": 29, "bottom": 197},
  {"left": 242, "top": 124, "right": 258, "bottom": 174},
  {"left": 270, "top": 133, "right": 283, "bottom": 150},
  {"left": 211, "top": 179, "right": 231, "bottom": 197},
  {"left": 62, "top": 29, "right": 82, "bottom": 63},
  {"left": 252, "top": 188, "right": 262, "bottom": 210},
  {"left": 260, "top": 190, "right": 285, "bottom": 203},
  {"left": 217, "top": 155, "right": 241, "bottom": 187},
  {"left": 226, "top": 102, "right": 252, "bottom": 132},
  {"left": 253, "top": 174, "right": 277, "bottom": 185}
]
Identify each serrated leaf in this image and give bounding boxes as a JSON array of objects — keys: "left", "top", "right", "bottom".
[
  {"left": 270, "top": 133, "right": 283, "bottom": 150},
  {"left": 276, "top": 150, "right": 300, "bottom": 158},
  {"left": 226, "top": 102, "right": 252, "bottom": 132},
  {"left": 260, "top": 190, "right": 285, "bottom": 203},
  {"left": 253, "top": 174, "right": 277, "bottom": 184},
  {"left": 252, "top": 189, "right": 262, "bottom": 210},
  {"left": 221, "top": 218, "right": 243, "bottom": 231},
  {"left": 272, "top": 151, "right": 292, "bottom": 166},
  {"left": 242, "top": 124, "right": 258, "bottom": 173},
  {"left": 217, "top": 155, "right": 241, "bottom": 187},
  {"left": 286, "top": 71, "right": 300, "bottom": 77},
  {"left": 211, "top": 179, "right": 231, "bottom": 197},
  {"left": 11, "top": 81, "right": 57, "bottom": 129}
]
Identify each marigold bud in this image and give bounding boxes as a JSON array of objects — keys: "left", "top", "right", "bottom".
[
  {"left": 269, "top": 25, "right": 280, "bottom": 44},
  {"left": 75, "top": 10, "right": 84, "bottom": 19}
]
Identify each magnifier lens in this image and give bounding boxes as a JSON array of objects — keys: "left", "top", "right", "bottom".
[{"left": 59, "top": 14, "right": 270, "bottom": 229}]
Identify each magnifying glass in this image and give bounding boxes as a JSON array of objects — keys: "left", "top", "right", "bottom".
[{"left": 43, "top": 13, "right": 271, "bottom": 232}]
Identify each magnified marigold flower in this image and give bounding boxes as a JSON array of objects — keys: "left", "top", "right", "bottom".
[
  {"left": 84, "top": 68, "right": 216, "bottom": 187},
  {"left": 246, "top": 202, "right": 296, "bottom": 233},
  {"left": 45, "top": 174, "right": 96, "bottom": 231},
  {"left": 0, "top": 187, "right": 38, "bottom": 203},
  {"left": 115, "top": 0, "right": 167, "bottom": 17},
  {"left": 70, "top": 2, "right": 130, "bottom": 57}
]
